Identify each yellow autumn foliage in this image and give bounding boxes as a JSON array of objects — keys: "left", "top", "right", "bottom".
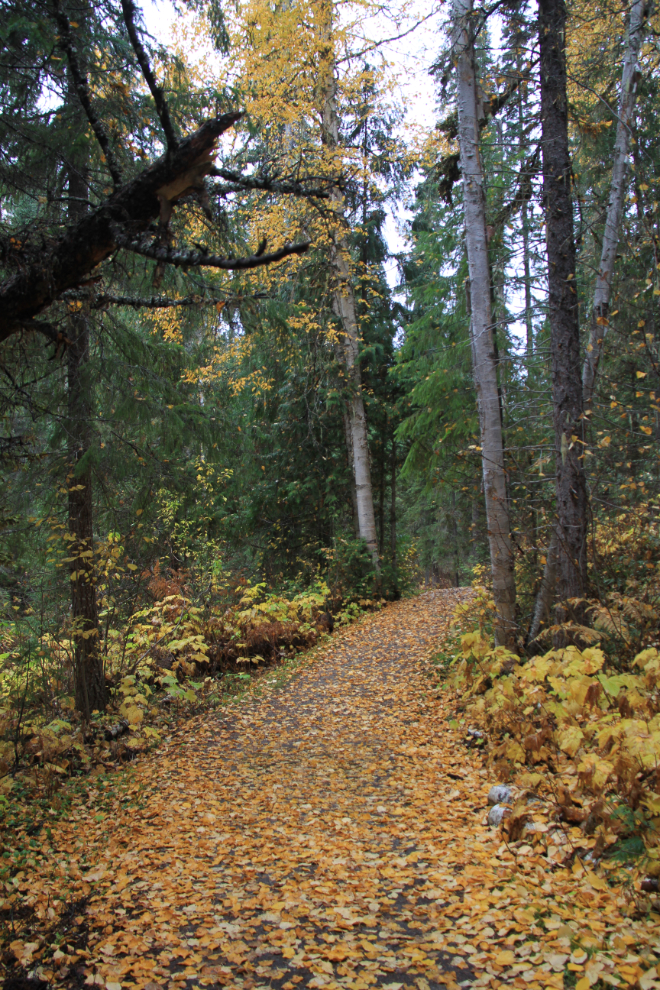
[{"left": 449, "top": 627, "right": 660, "bottom": 856}]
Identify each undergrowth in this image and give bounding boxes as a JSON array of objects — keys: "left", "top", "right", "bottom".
[
  {"left": 0, "top": 571, "right": 382, "bottom": 832},
  {"left": 433, "top": 508, "right": 660, "bottom": 901}
]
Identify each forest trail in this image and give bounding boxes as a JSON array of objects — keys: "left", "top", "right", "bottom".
[{"left": 13, "top": 590, "right": 656, "bottom": 990}]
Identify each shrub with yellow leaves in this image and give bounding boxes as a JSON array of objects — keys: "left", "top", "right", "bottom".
[{"left": 447, "top": 631, "right": 660, "bottom": 867}]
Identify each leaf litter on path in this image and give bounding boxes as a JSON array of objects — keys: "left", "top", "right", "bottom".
[{"left": 5, "top": 590, "right": 660, "bottom": 990}]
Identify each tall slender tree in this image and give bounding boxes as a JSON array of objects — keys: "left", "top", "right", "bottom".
[
  {"left": 316, "top": 0, "right": 380, "bottom": 568},
  {"left": 66, "top": 147, "right": 107, "bottom": 716},
  {"left": 452, "top": 0, "right": 517, "bottom": 648},
  {"left": 582, "top": 0, "right": 649, "bottom": 404},
  {"left": 539, "top": 0, "right": 588, "bottom": 600}
]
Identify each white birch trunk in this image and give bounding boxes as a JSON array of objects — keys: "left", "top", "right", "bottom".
[
  {"left": 316, "top": 0, "right": 380, "bottom": 567},
  {"left": 582, "top": 0, "right": 648, "bottom": 404},
  {"left": 453, "top": 0, "right": 517, "bottom": 648},
  {"left": 341, "top": 407, "right": 360, "bottom": 536}
]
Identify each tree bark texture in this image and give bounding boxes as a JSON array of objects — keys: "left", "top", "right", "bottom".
[
  {"left": 342, "top": 408, "right": 361, "bottom": 537},
  {"left": 453, "top": 0, "right": 517, "bottom": 648},
  {"left": 390, "top": 435, "right": 397, "bottom": 570},
  {"left": 527, "top": 526, "right": 559, "bottom": 644},
  {"left": 539, "top": 0, "right": 588, "bottom": 599},
  {"left": 582, "top": 0, "right": 648, "bottom": 404},
  {"left": 316, "top": 0, "right": 380, "bottom": 567},
  {"left": 67, "top": 160, "right": 107, "bottom": 717}
]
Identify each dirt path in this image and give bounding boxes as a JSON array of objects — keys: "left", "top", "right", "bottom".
[{"left": 10, "top": 591, "right": 659, "bottom": 990}]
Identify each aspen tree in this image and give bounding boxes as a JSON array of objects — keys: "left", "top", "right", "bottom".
[
  {"left": 452, "top": 0, "right": 517, "bottom": 648},
  {"left": 582, "top": 0, "right": 649, "bottom": 405},
  {"left": 315, "top": 0, "right": 380, "bottom": 568}
]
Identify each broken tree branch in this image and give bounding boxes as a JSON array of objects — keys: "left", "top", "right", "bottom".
[{"left": 0, "top": 111, "right": 242, "bottom": 342}]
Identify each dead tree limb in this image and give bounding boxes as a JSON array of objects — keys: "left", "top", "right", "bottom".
[
  {"left": 209, "top": 167, "right": 334, "bottom": 199},
  {"left": 0, "top": 111, "right": 242, "bottom": 342},
  {"left": 61, "top": 291, "right": 268, "bottom": 309},
  {"left": 111, "top": 233, "right": 310, "bottom": 270}
]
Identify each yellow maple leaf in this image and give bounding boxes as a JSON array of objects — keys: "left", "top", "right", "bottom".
[
  {"left": 585, "top": 870, "right": 609, "bottom": 892},
  {"left": 495, "top": 950, "right": 516, "bottom": 966},
  {"left": 556, "top": 725, "right": 584, "bottom": 757},
  {"left": 504, "top": 740, "right": 525, "bottom": 763}
]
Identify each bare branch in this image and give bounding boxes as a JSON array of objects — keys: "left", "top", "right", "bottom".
[
  {"left": 335, "top": 10, "right": 438, "bottom": 66},
  {"left": 53, "top": 1, "right": 122, "bottom": 185},
  {"left": 62, "top": 291, "right": 267, "bottom": 309},
  {"left": 113, "top": 233, "right": 311, "bottom": 271},
  {"left": 120, "top": 0, "right": 178, "bottom": 151},
  {"left": 94, "top": 293, "right": 221, "bottom": 308},
  {"left": 208, "top": 167, "right": 335, "bottom": 199}
]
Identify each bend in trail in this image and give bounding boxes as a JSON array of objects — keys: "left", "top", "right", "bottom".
[{"left": 19, "top": 591, "right": 659, "bottom": 990}]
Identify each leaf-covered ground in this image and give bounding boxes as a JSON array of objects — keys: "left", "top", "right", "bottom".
[{"left": 5, "top": 590, "right": 660, "bottom": 990}]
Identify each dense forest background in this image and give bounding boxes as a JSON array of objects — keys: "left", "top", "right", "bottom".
[{"left": 1, "top": 0, "right": 659, "bottom": 724}]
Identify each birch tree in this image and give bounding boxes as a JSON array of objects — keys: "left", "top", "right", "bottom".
[
  {"left": 316, "top": 0, "right": 380, "bottom": 568},
  {"left": 582, "top": 0, "right": 650, "bottom": 405},
  {"left": 452, "top": 0, "right": 517, "bottom": 648}
]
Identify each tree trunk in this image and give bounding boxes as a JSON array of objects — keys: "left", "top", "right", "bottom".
[
  {"left": 539, "top": 0, "right": 588, "bottom": 600},
  {"left": 522, "top": 200, "right": 534, "bottom": 359},
  {"left": 378, "top": 430, "right": 385, "bottom": 556},
  {"left": 342, "top": 409, "right": 360, "bottom": 537},
  {"left": 527, "top": 526, "right": 559, "bottom": 644},
  {"left": 67, "top": 161, "right": 107, "bottom": 716},
  {"left": 582, "top": 0, "right": 648, "bottom": 405},
  {"left": 390, "top": 434, "right": 397, "bottom": 571},
  {"left": 316, "top": 0, "right": 380, "bottom": 568},
  {"left": 452, "top": 0, "right": 517, "bottom": 649},
  {"left": 451, "top": 489, "right": 460, "bottom": 588},
  {"left": 517, "top": 54, "right": 534, "bottom": 359}
]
